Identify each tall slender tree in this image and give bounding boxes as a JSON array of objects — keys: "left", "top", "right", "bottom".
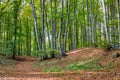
[
  {"left": 116, "top": 0, "right": 120, "bottom": 48},
  {"left": 13, "top": 0, "right": 21, "bottom": 59},
  {"left": 30, "top": 0, "right": 42, "bottom": 52},
  {"left": 63, "top": 0, "right": 70, "bottom": 52},
  {"left": 101, "top": 0, "right": 110, "bottom": 44},
  {"left": 58, "top": 0, "right": 66, "bottom": 56},
  {"left": 90, "top": 0, "right": 95, "bottom": 44},
  {"left": 50, "top": 0, "right": 55, "bottom": 57}
]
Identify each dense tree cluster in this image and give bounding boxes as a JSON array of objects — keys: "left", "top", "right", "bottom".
[{"left": 0, "top": 0, "right": 120, "bottom": 59}]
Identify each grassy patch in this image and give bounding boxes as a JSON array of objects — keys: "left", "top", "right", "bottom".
[
  {"left": 33, "top": 61, "right": 65, "bottom": 72},
  {"left": 66, "top": 58, "right": 116, "bottom": 71},
  {"left": 33, "top": 60, "right": 65, "bottom": 72},
  {"left": 33, "top": 60, "right": 60, "bottom": 69},
  {"left": 65, "top": 58, "right": 98, "bottom": 70},
  {"left": 33, "top": 56, "right": 117, "bottom": 72},
  {"left": 66, "top": 61, "right": 101, "bottom": 71},
  {"left": 43, "top": 66, "right": 63, "bottom": 72}
]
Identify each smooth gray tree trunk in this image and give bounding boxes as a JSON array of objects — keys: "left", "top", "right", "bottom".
[
  {"left": 110, "top": 3, "right": 116, "bottom": 47},
  {"left": 50, "top": 0, "right": 55, "bottom": 56},
  {"left": 41, "top": 0, "right": 46, "bottom": 53},
  {"left": 90, "top": 0, "right": 95, "bottom": 44},
  {"left": 30, "top": 0, "right": 42, "bottom": 51},
  {"left": 63, "top": 0, "right": 70, "bottom": 52},
  {"left": 116, "top": 0, "right": 120, "bottom": 48},
  {"left": 45, "top": 11, "right": 51, "bottom": 48},
  {"left": 101, "top": 0, "right": 110, "bottom": 44},
  {"left": 58, "top": 0, "right": 66, "bottom": 56}
]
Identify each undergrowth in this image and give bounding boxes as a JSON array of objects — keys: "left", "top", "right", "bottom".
[
  {"left": 33, "top": 57, "right": 116, "bottom": 72},
  {"left": 43, "top": 66, "right": 63, "bottom": 72},
  {"left": 66, "top": 60, "right": 101, "bottom": 71},
  {"left": 0, "top": 54, "right": 17, "bottom": 69}
]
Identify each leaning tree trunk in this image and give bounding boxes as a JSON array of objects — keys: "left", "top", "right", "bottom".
[{"left": 30, "top": 0, "right": 42, "bottom": 51}]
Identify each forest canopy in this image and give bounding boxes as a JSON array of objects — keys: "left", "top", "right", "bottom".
[{"left": 0, "top": 0, "right": 120, "bottom": 59}]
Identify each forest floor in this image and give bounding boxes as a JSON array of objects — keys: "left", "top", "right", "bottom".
[{"left": 0, "top": 48, "right": 120, "bottom": 80}]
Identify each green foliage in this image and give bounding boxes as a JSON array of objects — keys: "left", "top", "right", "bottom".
[
  {"left": 0, "top": 3, "right": 4, "bottom": 9},
  {"left": 108, "top": 20, "right": 120, "bottom": 26},
  {"left": 38, "top": 49, "right": 59, "bottom": 58},
  {"left": 26, "top": 0, "right": 30, "bottom": 3},
  {"left": 66, "top": 61, "right": 102, "bottom": 71},
  {"left": 66, "top": 57, "right": 117, "bottom": 71},
  {"left": 0, "top": 41, "right": 15, "bottom": 56},
  {"left": 30, "top": 49, "right": 59, "bottom": 58},
  {"left": 66, "top": 58, "right": 100, "bottom": 70},
  {"left": 43, "top": 66, "right": 63, "bottom": 72},
  {"left": 31, "top": 51, "right": 40, "bottom": 57},
  {"left": 0, "top": 0, "right": 120, "bottom": 58},
  {"left": 0, "top": 54, "right": 17, "bottom": 68}
]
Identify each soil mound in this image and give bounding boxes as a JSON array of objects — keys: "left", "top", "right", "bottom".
[{"left": 66, "top": 48, "right": 120, "bottom": 70}]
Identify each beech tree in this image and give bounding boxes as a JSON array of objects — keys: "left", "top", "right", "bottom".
[
  {"left": 1, "top": 0, "right": 120, "bottom": 59},
  {"left": 30, "top": 0, "right": 41, "bottom": 52}
]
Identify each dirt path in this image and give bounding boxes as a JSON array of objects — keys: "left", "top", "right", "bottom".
[
  {"left": 1, "top": 57, "right": 63, "bottom": 80},
  {"left": 16, "top": 61, "right": 34, "bottom": 71},
  {"left": 15, "top": 56, "right": 37, "bottom": 71},
  {"left": 0, "top": 56, "right": 61, "bottom": 80}
]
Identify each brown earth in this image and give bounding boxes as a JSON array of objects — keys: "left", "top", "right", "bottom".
[{"left": 0, "top": 48, "right": 120, "bottom": 80}]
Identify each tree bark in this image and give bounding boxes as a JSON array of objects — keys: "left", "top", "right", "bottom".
[
  {"left": 63, "top": 0, "right": 70, "bottom": 52},
  {"left": 13, "top": 0, "right": 21, "bottom": 59},
  {"left": 116, "top": 0, "right": 120, "bottom": 48},
  {"left": 101, "top": 0, "right": 110, "bottom": 44},
  {"left": 50, "top": 0, "right": 55, "bottom": 57},
  {"left": 41, "top": 0, "right": 46, "bottom": 52},
  {"left": 110, "top": 3, "right": 116, "bottom": 47},
  {"left": 58, "top": 0, "right": 66, "bottom": 56},
  {"left": 30, "top": 0, "right": 42, "bottom": 51},
  {"left": 90, "top": 0, "right": 95, "bottom": 44}
]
